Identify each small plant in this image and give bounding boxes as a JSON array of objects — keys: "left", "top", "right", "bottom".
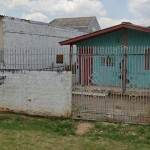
[
  {"left": 115, "top": 105, "right": 121, "bottom": 110},
  {"left": 72, "top": 62, "right": 76, "bottom": 74},
  {"left": 138, "top": 126, "right": 145, "bottom": 134},
  {"left": 64, "top": 63, "right": 69, "bottom": 71},
  {"left": 51, "top": 62, "right": 54, "bottom": 71}
]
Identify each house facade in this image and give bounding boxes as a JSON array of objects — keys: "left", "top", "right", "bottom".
[{"left": 60, "top": 22, "right": 150, "bottom": 90}]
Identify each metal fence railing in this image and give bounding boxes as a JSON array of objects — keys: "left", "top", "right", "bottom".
[
  {"left": 72, "top": 46, "right": 150, "bottom": 124},
  {"left": 1, "top": 46, "right": 150, "bottom": 124},
  {"left": 0, "top": 47, "right": 75, "bottom": 72}
]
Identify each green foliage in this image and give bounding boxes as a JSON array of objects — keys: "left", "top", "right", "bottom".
[{"left": 0, "top": 114, "right": 75, "bottom": 136}]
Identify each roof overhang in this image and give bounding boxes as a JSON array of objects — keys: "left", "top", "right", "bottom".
[{"left": 60, "top": 23, "right": 150, "bottom": 45}]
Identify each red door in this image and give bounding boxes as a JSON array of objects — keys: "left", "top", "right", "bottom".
[{"left": 79, "top": 47, "right": 93, "bottom": 85}]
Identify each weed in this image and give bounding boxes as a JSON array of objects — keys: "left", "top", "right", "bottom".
[
  {"left": 146, "top": 134, "right": 150, "bottom": 140},
  {"left": 115, "top": 105, "right": 121, "bottom": 110},
  {"left": 138, "top": 126, "right": 145, "bottom": 134}
]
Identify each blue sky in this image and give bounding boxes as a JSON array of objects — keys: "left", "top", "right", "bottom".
[
  {"left": 0, "top": 0, "right": 150, "bottom": 29},
  {"left": 100, "top": 0, "right": 132, "bottom": 19}
]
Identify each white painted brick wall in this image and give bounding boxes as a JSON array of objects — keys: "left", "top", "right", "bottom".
[
  {"left": 3, "top": 18, "right": 83, "bottom": 49},
  {"left": 2, "top": 18, "right": 81, "bottom": 69},
  {"left": 0, "top": 71, "right": 72, "bottom": 117}
]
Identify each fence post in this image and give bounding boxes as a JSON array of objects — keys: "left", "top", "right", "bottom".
[
  {"left": 70, "top": 44, "right": 73, "bottom": 71},
  {"left": 123, "top": 28, "right": 128, "bottom": 93}
]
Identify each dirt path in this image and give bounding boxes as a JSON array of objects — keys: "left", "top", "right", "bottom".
[{"left": 76, "top": 122, "right": 93, "bottom": 135}]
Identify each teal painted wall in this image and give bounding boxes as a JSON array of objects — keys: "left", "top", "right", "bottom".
[
  {"left": 77, "top": 29, "right": 124, "bottom": 47},
  {"left": 127, "top": 29, "right": 150, "bottom": 89},
  {"left": 76, "top": 29, "right": 150, "bottom": 89}
]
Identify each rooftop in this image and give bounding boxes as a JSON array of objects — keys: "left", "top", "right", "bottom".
[
  {"left": 49, "top": 16, "right": 95, "bottom": 27},
  {"left": 60, "top": 22, "right": 150, "bottom": 45},
  {"left": 0, "top": 15, "right": 81, "bottom": 32}
]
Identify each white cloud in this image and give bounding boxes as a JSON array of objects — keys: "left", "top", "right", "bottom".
[
  {"left": 2, "top": 0, "right": 149, "bottom": 29},
  {"left": 7, "top": 0, "right": 106, "bottom": 18},
  {"left": 0, "top": 0, "right": 11, "bottom": 15},
  {"left": 132, "top": 18, "right": 150, "bottom": 27},
  {"left": 22, "top": 13, "right": 49, "bottom": 22},
  {"left": 7, "top": 0, "right": 30, "bottom": 8},
  {"left": 128, "top": 0, "right": 150, "bottom": 18},
  {"left": 98, "top": 17, "right": 150, "bottom": 29},
  {"left": 98, "top": 17, "right": 131, "bottom": 29}
]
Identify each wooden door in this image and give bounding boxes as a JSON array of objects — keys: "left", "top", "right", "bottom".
[{"left": 79, "top": 47, "right": 93, "bottom": 85}]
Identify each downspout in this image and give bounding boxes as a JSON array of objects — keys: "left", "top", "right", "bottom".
[
  {"left": 123, "top": 28, "right": 128, "bottom": 93},
  {"left": 70, "top": 44, "right": 73, "bottom": 71}
]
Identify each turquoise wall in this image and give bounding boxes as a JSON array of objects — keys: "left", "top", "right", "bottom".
[
  {"left": 76, "top": 29, "right": 150, "bottom": 89},
  {"left": 127, "top": 29, "right": 150, "bottom": 89}
]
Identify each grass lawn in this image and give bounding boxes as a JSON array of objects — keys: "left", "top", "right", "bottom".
[{"left": 0, "top": 112, "right": 150, "bottom": 150}]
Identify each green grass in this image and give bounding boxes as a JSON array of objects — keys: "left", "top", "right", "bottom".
[{"left": 0, "top": 112, "right": 150, "bottom": 150}]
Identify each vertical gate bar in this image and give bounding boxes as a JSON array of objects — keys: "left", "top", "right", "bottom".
[
  {"left": 48, "top": 48, "right": 49, "bottom": 71},
  {"left": 94, "top": 46, "right": 96, "bottom": 120},
  {"left": 86, "top": 46, "right": 89, "bottom": 120},
  {"left": 138, "top": 46, "right": 140, "bottom": 123},
  {"left": 130, "top": 46, "right": 133, "bottom": 123},
  {"left": 146, "top": 45, "right": 149, "bottom": 123},
  {"left": 70, "top": 44, "right": 73, "bottom": 71},
  {"left": 84, "top": 47, "right": 86, "bottom": 118},
  {"left": 80, "top": 47, "right": 82, "bottom": 118},
  {"left": 105, "top": 46, "right": 107, "bottom": 121},
  {"left": 75, "top": 46, "right": 78, "bottom": 119},
  {"left": 30, "top": 48, "right": 31, "bottom": 70},
  {"left": 10, "top": 48, "right": 11, "bottom": 70},
  {"left": 45, "top": 48, "right": 46, "bottom": 71},
  {"left": 125, "top": 46, "right": 129, "bottom": 123},
  {"left": 143, "top": 45, "right": 145, "bottom": 123},
  {"left": 111, "top": 46, "right": 114, "bottom": 121},
  {"left": 19, "top": 48, "right": 21, "bottom": 70},
  {"left": 97, "top": 46, "right": 99, "bottom": 120},
  {"left": 102, "top": 46, "right": 104, "bottom": 121},
  {"left": 123, "top": 28, "right": 128, "bottom": 93}
]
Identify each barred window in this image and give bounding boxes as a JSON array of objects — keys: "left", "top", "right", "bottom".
[
  {"left": 145, "top": 49, "right": 150, "bottom": 70},
  {"left": 101, "top": 57, "right": 114, "bottom": 66}
]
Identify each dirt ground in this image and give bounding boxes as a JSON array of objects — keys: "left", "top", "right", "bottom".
[{"left": 76, "top": 122, "right": 93, "bottom": 135}]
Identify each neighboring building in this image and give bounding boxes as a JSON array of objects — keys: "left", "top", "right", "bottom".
[
  {"left": 60, "top": 22, "right": 150, "bottom": 90},
  {"left": 0, "top": 15, "right": 85, "bottom": 69},
  {"left": 49, "top": 16, "right": 100, "bottom": 33}
]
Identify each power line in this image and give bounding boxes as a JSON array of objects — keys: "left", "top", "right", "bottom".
[{"left": 141, "top": 14, "right": 150, "bottom": 25}]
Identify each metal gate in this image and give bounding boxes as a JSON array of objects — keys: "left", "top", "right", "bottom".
[{"left": 72, "top": 46, "right": 150, "bottom": 124}]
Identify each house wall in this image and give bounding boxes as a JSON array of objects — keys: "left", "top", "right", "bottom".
[
  {"left": 0, "top": 71, "right": 72, "bottom": 117},
  {"left": 2, "top": 18, "right": 84, "bottom": 49},
  {"left": 76, "top": 29, "right": 150, "bottom": 88},
  {"left": 127, "top": 29, "right": 150, "bottom": 88},
  {"left": 89, "top": 17, "right": 101, "bottom": 32},
  {"left": 76, "top": 29, "right": 124, "bottom": 86},
  {"left": 1, "top": 17, "right": 84, "bottom": 69}
]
